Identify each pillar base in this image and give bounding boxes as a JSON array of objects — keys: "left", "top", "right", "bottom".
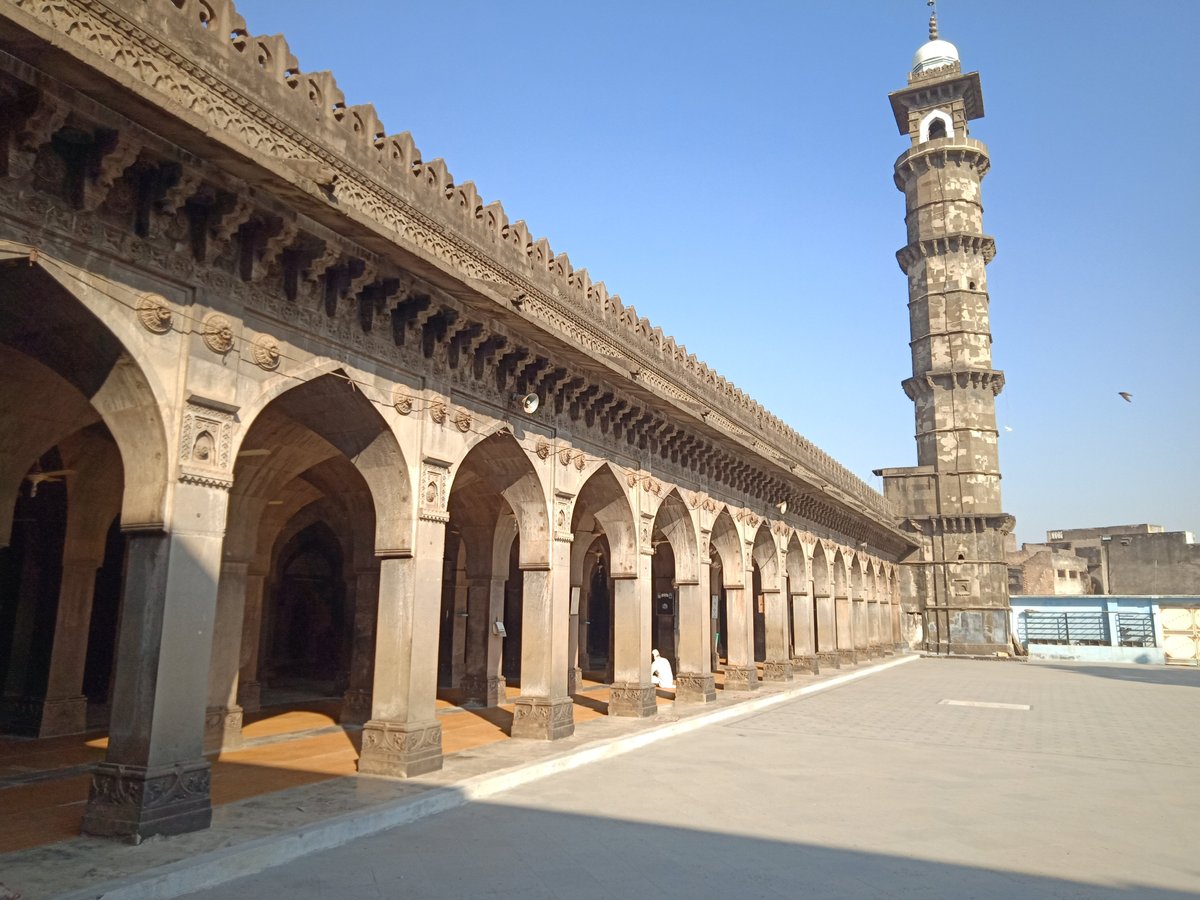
[
  {"left": 791, "top": 655, "right": 820, "bottom": 675},
  {"left": 567, "top": 666, "right": 583, "bottom": 696},
  {"left": 837, "top": 650, "right": 857, "bottom": 666},
  {"left": 674, "top": 671, "right": 716, "bottom": 704},
  {"left": 81, "top": 759, "right": 212, "bottom": 843},
  {"left": 723, "top": 665, "right": 759, "bottom": 691},
  {"left": 816, "top": 650, "right": 840, "bottom": 669},
  {"left": 608, "top": 682, "right": 657, "bottom": 717},
  {"left": 358, "top": 719, "right": 443, "bottom": 777},
  {"left": 763, "top": 659, "right": 793, "bottom": 683},
  {"left": 237, "top": 680, "right": 262, "bottom": 714},
  {"left": 203, "top": 705, "right": 243, "bottom": 753},
  {"left": 341, "top": 689, "right": 372, "bottom": 725},
  {"left": 36, "top": 696, "right": 88, "bottom": 737},
  {"left": 511, "top": 696, "right": 574, "bottom": 740}
]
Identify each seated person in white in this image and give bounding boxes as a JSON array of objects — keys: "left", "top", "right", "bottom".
[{"left": 650, "top": 649, "right": 674, "bottom": 689}]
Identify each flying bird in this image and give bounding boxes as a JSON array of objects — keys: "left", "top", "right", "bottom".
[
  {"left": 1118, "top": 392, "right": 1133, "bottom": 403},
  {"left": 1003, "top": 426, "right": 1013, "bottom": 432}
]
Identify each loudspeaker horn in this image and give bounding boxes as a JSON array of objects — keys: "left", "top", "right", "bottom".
[{"left": 512, "top": 392, "right": 540, "bottom": 414}]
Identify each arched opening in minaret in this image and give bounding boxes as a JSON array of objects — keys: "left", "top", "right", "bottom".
[{"left": 928, "top": 117, "right": 947, "bottom": 140}]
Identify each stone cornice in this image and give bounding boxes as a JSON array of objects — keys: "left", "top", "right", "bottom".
[
  {"left": 0, "top": 0, "right": 895, "bottom": 525},
  {"left": 895, "top": 233, "right": 996, "bottom": 275}
]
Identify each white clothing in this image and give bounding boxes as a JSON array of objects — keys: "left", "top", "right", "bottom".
[{"left": 650, "top": 655, "right": 674, "bottom": 689}]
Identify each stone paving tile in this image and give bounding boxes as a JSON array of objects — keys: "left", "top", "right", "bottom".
[{"left": 178, "top": 659, "right": 1200, "bottom": 900}]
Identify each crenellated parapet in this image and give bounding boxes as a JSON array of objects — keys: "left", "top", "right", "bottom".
[{"left": 0, "top": 0, "right": 891, "bottom": 521}]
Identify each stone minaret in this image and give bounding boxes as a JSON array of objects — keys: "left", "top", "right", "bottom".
[{"left": 879, "top": 9, "right": 1015, "bottom": 656}]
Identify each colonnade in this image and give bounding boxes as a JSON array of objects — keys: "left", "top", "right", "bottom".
[{"left": 0, "top": 246, "right": 905, "bottom": 842}]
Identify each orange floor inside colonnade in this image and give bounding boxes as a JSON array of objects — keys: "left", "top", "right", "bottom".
[{"left": 0, "top": 670, "right": 742, "bottom": 854}]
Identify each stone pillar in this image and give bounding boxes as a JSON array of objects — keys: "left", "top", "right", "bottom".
[
  {"left": 675, "top": 579, "right": 715, "bottom": 704},
  {"left": 358, "top": 520, "right": 444, "bottom": 778},
  {"left": 834, "top": 592, "right": 855, "bottom": 666},
  {"left": 789, "top": 591, "right": 819, "bottom": 675},
  {"left": 450, "top": 557, "right": 468, "bottom": 687},
  {"left": 82, "top": 480, "right": 229, "bottom": 841},
  {"left": 203, "top": 561, "right": 248, "bottom": 753},
  {"left": 461, "top": 576, "right": 505, "bottom": 707},
  {"left": 37, "top": 556, "right": 102, "bottom": 736},
  {"left": 762, "top": 589, "right": 793, "bottom": 683},
  {"left": 342, "top": 566, "right": 377, "bottom": 724},
  {"left": 609, "top": 549, "right": 655, "bottom": 717},
  {"left": 815, "top": 593, "right": 839, "bottom": 668},
  {"left": 723, "top": 585, "right": 758, "bottom": 691},
  {"left": 853, "top": 593, "right": 870, "bottom": 659},
  {"left": 567, "top": 582, "right": 582, "bottom": 696},
  {"left": 511, "top": 541, "right": 574, "bottom": 739},
  {"left": 235, "top": 572, "right": 265, "bottom": 713}
]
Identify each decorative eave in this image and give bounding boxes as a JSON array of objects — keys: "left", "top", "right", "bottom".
[
  {"left": 895, "top": 233, "right": 996, "bottom": 274},
  {"left": 901, "top": 369, "right": 1006, "bottom": 400},
  {"left": 888, "top": 70, "right": 984, "bottom": 135}
]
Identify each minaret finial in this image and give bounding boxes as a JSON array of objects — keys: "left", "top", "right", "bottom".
[{"left": 928, "top": 0, "right": 939, "bottom": 41}]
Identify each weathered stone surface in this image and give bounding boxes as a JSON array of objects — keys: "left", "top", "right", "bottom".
[
  {"left": 511, "top": 698, "right": 575, "bottom": 741},
  {"left": 358, "top": 720, "right": 443, "bottom": 777}
]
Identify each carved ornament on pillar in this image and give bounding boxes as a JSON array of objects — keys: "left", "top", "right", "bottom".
[
  {"left": 179, "top": 395, "right": 237, "bottom": 488},
  {"left": 359, "top": 720, "right": 443, "bottom": 777},
  {"left": 640, "top": 513, "right": 654, "bottom": 555},
  {"left": 82, "top": 759, "right": 212, "bottom": 839},
  {"left": 535, "top": 438, "right": 551, "bottom": 460},
  {"left": 554, "top": 492, "right": 575, "bottom": 543},
  {"left": 419, "top": 459, "right": 451, "bottom": 523},
  {"left": 135, "top": 292, "right": 174, "bottom": 334}
]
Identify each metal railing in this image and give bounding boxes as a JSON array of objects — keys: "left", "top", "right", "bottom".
[
  {"left": 1020, "top": 610, "right": 1109, "bottom": 646},
  {"left": 1116, "top": 612, "right": 1155, "bottom": 648}
]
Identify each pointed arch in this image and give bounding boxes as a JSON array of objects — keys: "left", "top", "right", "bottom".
[
  {"left": 572, "top": 463, "right": 636, "bottom": 577},
  {"left": 449, "top": 430, "right": 549, "bottom": 569},
  {"left": 235, "top": 372, "right": 412, "bottom": 556},
  {"left": 710, "top": 508, "right": 744, "bottom": 588},
  {"left": 751, "top": 524, "right": 781, "bottom": 593},
  {"left": 651, "top": 489, "right": 699, "bottom": 585}
]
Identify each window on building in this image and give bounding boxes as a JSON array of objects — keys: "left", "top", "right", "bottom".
[
  {"left": 1056, "top": 569, "right": 1067, "bottom": 578},
  {"left": 927, "top": 117, "right": 947, "bottom": 140}
]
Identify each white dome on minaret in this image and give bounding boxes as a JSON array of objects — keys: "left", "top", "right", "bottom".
[
  {"left": 911, "top": 6, "right": 959, "bottom": 76},
  {"left": 912, "top": 38, "right": 959, "bottom": 75}
]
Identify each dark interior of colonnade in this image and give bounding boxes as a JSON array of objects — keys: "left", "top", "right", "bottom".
[
  {"left": 262, "top": 520, "right": 350, "bottom": 698},
  {"left": 581, "top": 534, "right": 612, "bottom": 679},
  {"left": 711, "top": 547, "right": 727, "bottom": 664},
  {"left": 651, "top": 535, "right": 678, "bottom": 672},
  {"left": 753, "top": 563, "right": 766, "bottom": 663},
  {"left": 0, "top": 263, "right": 138, "bottom": 740}
]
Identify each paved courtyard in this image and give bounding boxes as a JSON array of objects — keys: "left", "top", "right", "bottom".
[{"left": 180, "top": 659, "right": 1200, "bottom": 899}]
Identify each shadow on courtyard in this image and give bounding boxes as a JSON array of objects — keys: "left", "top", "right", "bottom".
[
  {"left": 1037, "top": 661, "right": 1200, "bottom": 689},
  {"left": 174, "top": 797, "right": 1200, "bottom": 899}
]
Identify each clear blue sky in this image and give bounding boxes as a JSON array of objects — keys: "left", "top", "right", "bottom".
[{"left": 233, "top": 1, "right": 1199, "bottom": 545}]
